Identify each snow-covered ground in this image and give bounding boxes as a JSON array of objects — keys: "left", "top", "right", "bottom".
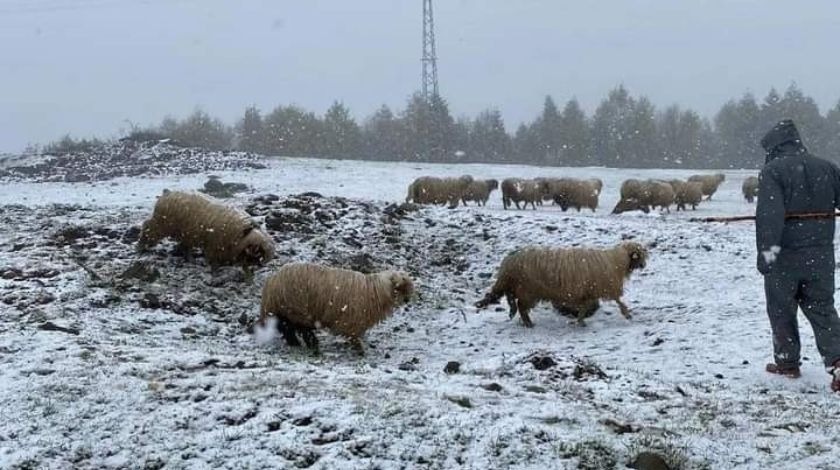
[{"left": 2, "top": 157, "right": 839, "bottom": 469}]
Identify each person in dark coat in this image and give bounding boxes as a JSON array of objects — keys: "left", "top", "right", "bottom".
[{"left": 756, "top": 119, "right": 840, "bottom": 391}]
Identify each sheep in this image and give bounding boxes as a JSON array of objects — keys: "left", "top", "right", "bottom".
[
  {"left": 587, "top": 178, "right": 604, "bottom": 195},
  {"left": 258, "top": 263, "right": 414, "bottom": 354},
  {"left": 137, "top": 190, "right": 274, "bottom": 273},
  {"left": 687, "top": 173, "right": 726, "bottom": 200},
  {"left": 668, "top": 179, "right": 704, "bottom": 211},
  {"left": 546, "top": 178, "right": 599, "bottom": 212},
  {"left": 742, "top": 176, "right": 759, "bottom": 203},
  {"left": 461, "top": 179, "right": 499, "bottom": 206},
  {"left": 406, "top": 175, "right": 474, "bottom": 208},
  {"left": 612, "top": 179, "right": 675, "bottom": 214},
  {"left": 501, "top": 178, "right": 548, "bottom": 210},
  {"left": 475, "top": 242, "right": 648, "bottom": 327}
]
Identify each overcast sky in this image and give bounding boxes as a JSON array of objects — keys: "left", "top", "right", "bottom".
[{"left": 1, "top": 0, "right": 839, "bottom": 152}]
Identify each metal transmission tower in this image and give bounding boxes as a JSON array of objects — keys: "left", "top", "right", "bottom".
[{"left": 421, "top": 0, "right": 439, "bottom": 100}]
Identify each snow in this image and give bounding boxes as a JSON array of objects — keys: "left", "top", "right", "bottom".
[{"left": 2, "top": 156, "right": 840, "bottom": 469}]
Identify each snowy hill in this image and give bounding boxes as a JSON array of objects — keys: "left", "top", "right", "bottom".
[{"left": 1, "top": 157, "right": 838, "bottom": 469}]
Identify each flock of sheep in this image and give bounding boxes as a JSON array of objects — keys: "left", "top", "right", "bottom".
[
  {"left": 134, "top": 170, "right": 758, "bottom": 356},
  {"left": 405, "top": 172, "right": 757, "bottom": 214}
]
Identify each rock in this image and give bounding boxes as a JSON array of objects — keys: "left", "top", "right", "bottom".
[
  {"left": 292, "top": 416, "right": 313, "bottom": 427},
  {"left": 445, "top": 395, "right": 472, "bottom": 408},
  {"left": 64, "top": 172, "right": 91, "bottom": 183},
  {"left": 122, "top": 226, "right": 142, "bottom": 244},
  {"left": 628, "top": 451, "right": 670, "bottom": 470},
  {"left": 139, "top": 292, "right": 164, "bottom": 309},
  {"left": 530, "top": 355, "right": 557, "bottom": 371},
  {"left": 37, "top": 321, "right": 80, "bottom": 335},
  {"left": 443, "top": 361, "right": 461, "bottom": 375},
  {"left": 481, "top": 383, "right": 503, "bottom": 392},
  {"left": 120, "top": 261, "right": 160, "bottom": 283}
]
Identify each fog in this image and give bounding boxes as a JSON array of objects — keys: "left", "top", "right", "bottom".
[{"left": 1, "top": 0, "right": 839, "bottom": 152}]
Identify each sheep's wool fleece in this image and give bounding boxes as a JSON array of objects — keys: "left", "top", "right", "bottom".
[
  {"left": 146, "top": 191, "right": 258, "bottom": 265},
  {"left": 261, "top": 263, "right": 410, "bottom": 338}
]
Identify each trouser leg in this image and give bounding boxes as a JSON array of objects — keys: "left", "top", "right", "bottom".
[
  {"left": 764, "top": 272, "right": 802, "bottom": 368},
  {"left": 798, "top": 271, "right": 840, "bottom": 367}
]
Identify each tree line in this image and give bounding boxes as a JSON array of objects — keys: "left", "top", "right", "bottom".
[{"left": 50, "top": 84, "right": 840, "bottom": 169}]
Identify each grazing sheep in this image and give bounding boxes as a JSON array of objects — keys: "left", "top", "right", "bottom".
[
  {"left": 259, "top": 263, "right": 414, "bottom": 354},
  {"left": 475, "top": 242, "right": 648, "bottom": 327},
  {"left": 547, "top": 178, "right": 600, "bottom": 212},
  {"left": 742, "top": 176, "right": 759, "bottom": 203},
  {"left": 612, "top": 179, "right": 675, "bottom": 214},
  {"left": 687, "top": 173, "right": 726, "bottom": 200},
  {"left": 501, "top": 178, "right": 548, "bottom": 210},
  {"left": 462, "top": 179, "right": 499, "bottom": 206},
  {"left": 406, "top": 175, "right": 474, "bottom": 208},
  {"left": 138, "top": 190, "right": 274, "bottom": 272},
  {"left": 668, "top": 180, "right": 704, "bottom": 211}
]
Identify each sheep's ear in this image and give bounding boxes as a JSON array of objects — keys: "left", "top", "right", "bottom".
[{"left": 242, "top": 226, "right": 255, "bottom": 237}]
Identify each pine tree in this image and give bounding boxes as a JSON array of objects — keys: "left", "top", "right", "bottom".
[
  {"left": 535, "top": 95, "right": 562, "bottom": 165},
  {"left": 469, "top": 109, "right": 511, "bottom": 163},
  {"left": 825, "top": 100, "right": 840, "bottom": 161},
  {"left": 592, "top": 85, "right": 636, "bottom": 167},
  {"left": 714, "top": 93, "right": 762, "bottom": 168},
  {"left": 263, "top": 105, "right": 323, "bottom": 157},
  {"left": 362, "top": 105, "right": 403, "bottom": 161},
  {"left": 322, "top": 101, "right": 362, "bottom": 158},
  {"left": 559, "top": 98, "right": 590, "bottom": 166},
  {"left": 236, "top": 106, "right": 265, "bottom": 154}
]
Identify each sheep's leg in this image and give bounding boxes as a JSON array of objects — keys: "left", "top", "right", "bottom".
[
  {"left": 517, "top": 299, "right": 534, "bottom": 328},
  {"left": 615, "top": 299, "right": 633, "bottom": 320},
  {"left": 506, "top": 294, "right": 518, "bottom": 319},
  {"left": 349, "top": 337, "right": 365, "bottom": 356},
  {"left": 301, "top": 328, "right": 320, "bottom": 353},
  {"left": 278, "top": 320, "right": 302, "bottom": 347}
]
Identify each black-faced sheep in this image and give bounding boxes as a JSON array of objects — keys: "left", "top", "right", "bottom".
[
  {"left": 668, "top": 180, "right": 704, "bottom": 211},
  {"left": 547, "top": 178, "right": 599, "bottom": 212},
  {"left": 475, "top": 242, "right": 648, "bottom": 327},
  {"left": 137, "top": 190, "right": 274, "bottom": 272},
  {"left": 501, "top": 178, "right": 548, "bottom": 210},
  {"left": 259, "top": 263, "right": 414, "bottom": 354},
  {"left": 687, "top": 173, "right": 726, "bottom": 200},
  {"left": 612, "top": 180, "right": 675, "bottom": 214},
  {"left": 742, "top": 176, "right": 759, "bottom": 203},
  {"left": 406, "top": 175, "right": 474, "bottom": 208},
  {"left": 462, "top": 179, "right": 499, "bottom": 206}
]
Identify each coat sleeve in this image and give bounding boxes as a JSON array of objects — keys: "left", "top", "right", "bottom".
[{"left": 755, "top": 166, "right": 785, "bottom": 274}]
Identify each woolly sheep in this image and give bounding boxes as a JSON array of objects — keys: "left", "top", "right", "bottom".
[
  {"left": 475, "top": 242, "right": 648, "bottom": 326},
  {"left": 406, "top": 175, "right": 474, "bottom": 208},
  {"left": 742, "top": 176, "right": 759, "bottom": 203},
  {"left": 687, "top": 173, "right": 726, "bottom": 200},
  {"left": 546, "top": 178, "right": 599, "bottom": 212},
  {"left": 612, "top": 179, "right": 675, "bottom": 214},
  {"left": 138, "top": 190, "right": 274, "bottom": 272},
  {"left": 462, "top": 179, "right": 499, "bottom": 206},
  {"left": 668, "top": 180, "right": 703, "bottom": 211},
  {"left": 501, "top": 178, "right": 548, "bottom": 210},
  {"left": 259, "top": 263, "right": 414, "bottom": 354}
]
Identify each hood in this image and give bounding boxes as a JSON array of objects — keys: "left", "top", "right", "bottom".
[{"left": 761, "top": 119, "right": 806, "bottom": 163}]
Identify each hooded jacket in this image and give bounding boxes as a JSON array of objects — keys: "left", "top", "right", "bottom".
[{"left": 755, "top": 120, "right": 840, "bottom": 274}]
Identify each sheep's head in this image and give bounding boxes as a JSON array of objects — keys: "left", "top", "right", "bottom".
[
  {"left": 487, "top": 179, "right": 499, "bottom": 190},
  {"left": 621, "top": 242, "right": 648, "bottom": 272},
  {"left": 236, "top": 229, "right": 275, "bottom": 266},
  {"left": 612, "top": 199, "right": 649, "bottom": 215},
  {"left": 387, "top": 271, "right": 415, "bottom": 306},
  {"left": 715, "top": 173, "right": 726, "bottom": 183}
]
